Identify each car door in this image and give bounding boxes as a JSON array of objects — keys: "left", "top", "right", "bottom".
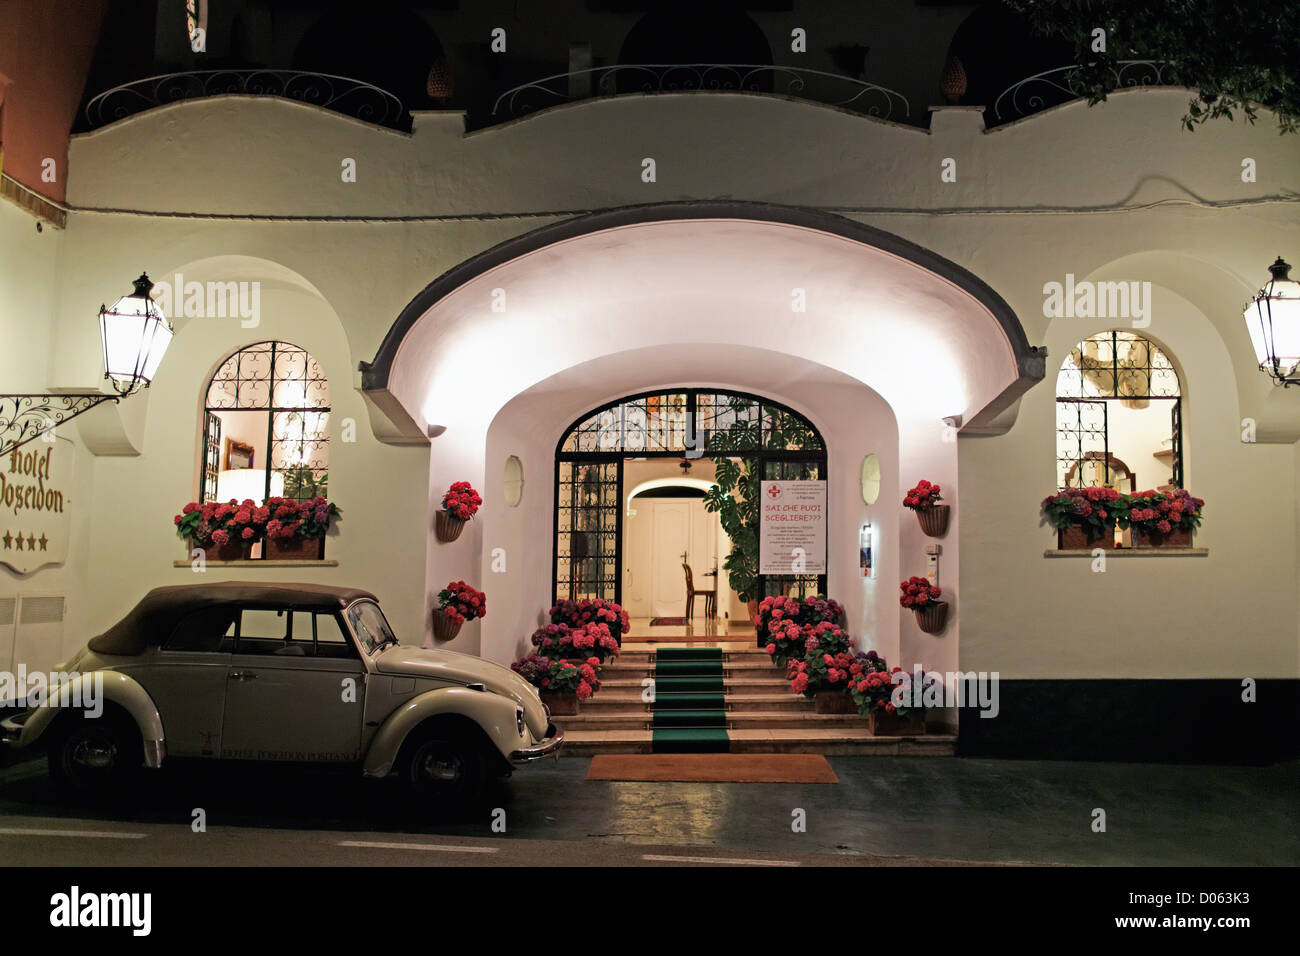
[
  {"left": 220, "top": 606, "right": 366, "bottom": 762},
  {"left": 139, "top": 605, "right": 237, "bottom": 758}
]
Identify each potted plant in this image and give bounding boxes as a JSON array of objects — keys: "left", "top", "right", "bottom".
[
  {"left": 1123, "top": 488, "right": 1204, "bottom": 548},
  {"left": 436, "top": 481, "right": 482, "bottom": 542},
  {"left": 432, "top": 580, "right": 486, "bottom": 641},
  {"left": 530, "top": 620, "right": 621, "bottom": 663},
  {"left": 786, "top": 621, "right": 856, "bottom": 713},
  {"left": 174, "top": 499, "right": 267, "bottom": 561},
  {"left": 757, "top": 595, "right": 846, "bottom": 665},
  {"left": 899, "top": 576, "right": 948, "bottom": 634},
  {"left": 263, "top": 495, "right": 340, "bottom": 560},
  {"left": 1041, "top": 487, "right": 1122, "bottom": 549},
  {"left": 847, "top": 652, "right": 927, "bottom": 736},
  {"left": 511, "top": 654, "right": 601, "bottom": 715},
  {"left": 549, "top": 598, "right": 630, "bottom": 647},
  {"left": 904, "top": 479, "right": 949, "bottom": 537}
]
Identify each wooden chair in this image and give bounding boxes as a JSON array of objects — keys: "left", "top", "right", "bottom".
[{"left": 682, "top": 562, "right": 716, "bottom": 619}]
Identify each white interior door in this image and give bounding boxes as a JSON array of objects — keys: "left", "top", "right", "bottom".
[
  {"left": 651, "top": 501, "right": 691, "bottom": 617},
  {"left": 622, "top": 500, "right": 652, "bottom": 618}
]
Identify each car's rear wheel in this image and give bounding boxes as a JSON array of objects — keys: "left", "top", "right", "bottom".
[
  {"left": 47, "top": 712, "right": 142, "bottom": 799},
  {"left": 404, "top": 731, "right": 485, "bottom": 807}
]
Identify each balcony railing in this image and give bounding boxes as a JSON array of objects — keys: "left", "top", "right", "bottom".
[
  {"left": 490, "top": 64, "right": 910, "bottom": 124},
  {"left": 83, "top": 70, "right": 407, "bottom": 131},
  {"left": 992, "top": 60, "right": 1181, "bottom": 125}
]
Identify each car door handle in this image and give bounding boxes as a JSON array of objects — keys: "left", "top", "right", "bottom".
[{"left": 228, "top": 671, "right": 258, "bottom": 681}]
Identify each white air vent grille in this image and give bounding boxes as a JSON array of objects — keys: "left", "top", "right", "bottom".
[
  {"left": 19, "top": 595, "right": 65, "bottom": 625},
  {"left": 0, "top": 597, "right": 15, "bottom": 627}
]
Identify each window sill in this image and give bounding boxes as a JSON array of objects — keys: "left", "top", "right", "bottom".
[
  {"left": 1044, "top": 548, "right": 1207, "bottom": 558},
  {"left": 172, "top": 559, "right": 340, "bottom": 568}
]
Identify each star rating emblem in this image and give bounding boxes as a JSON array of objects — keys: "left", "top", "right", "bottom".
[
  {"left": 27, "top": 534, "right": 37, "bottom": 551},
  {"left": 1, "top": 531, "right": 11, "bottom": 549},
  {"left": 14, "top": 534, "right": 23, "bottom": 551},
  {"left": 38, "top": 534, "right": 48, "bottom": 551}
]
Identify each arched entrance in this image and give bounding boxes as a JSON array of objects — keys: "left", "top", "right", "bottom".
[{"left": 553, "top": 388, "right": 828, "bottom": 611}]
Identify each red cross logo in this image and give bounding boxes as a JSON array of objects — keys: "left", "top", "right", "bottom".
[{"left": 767, "top": 484, "right": 782, "bottom": 499}]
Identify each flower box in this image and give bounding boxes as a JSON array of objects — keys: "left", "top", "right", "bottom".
[
  {"left": 435, "top": 510, "right": 465, "bottom": 542},
  {"left": 203, "top": 539, "right": 249, "bottom": 562},
  {"left": 431, "top": 607, "right": 462, "bottom": 642},
  {"left": 540, "top": 691, "right": 579, "bottom": 716},
  {"left": 915, "top": 504, "right": 950, "bottom": 537},
  {"left": 265, "top": 534, "right": 325, "bottom": 560},
  {"left": 813, "top": 689, "right": 857, "bottom": 714},
  {"left": 913, "top": 601, "right": 948, "bottom": 634},
  {"left": 1132, "top": 527, "right": 1193, "bottom": 549},
  {"left": 869, "top": 711, "right": 926, "bottom": 736},
  {"left": 1057, "top": 526, "right": 1115, "bottom": 550}
]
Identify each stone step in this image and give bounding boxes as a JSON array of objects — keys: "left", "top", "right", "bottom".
[
  {"left": 603, "top": 661, "right": 782, "bottom": 676},
  {"left": 559, "top": 728, "right": 957, "bottom": 757},
  {"left": 602, "top": 677, "right": 789, "bottom": 693},
  {"left": 578, "top": 693, "right": 815, "bottom": 713},
  {"left": 554, "top": 711, "right": 868, "bottom": 730}
]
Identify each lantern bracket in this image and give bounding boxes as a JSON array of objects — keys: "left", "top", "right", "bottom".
[{"left": 0, "top": 393, "right": 119, "bottom": 458}]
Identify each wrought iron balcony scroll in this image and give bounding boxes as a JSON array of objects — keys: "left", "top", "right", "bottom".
[
  {"left": 491, "top": 64, "right": 910, "bottom": 123},
  {"left": 993, "top": 60, "right": 1181, "bottom": 125},
  {"left": 84, "top": 70, "right": 407, "bottom": 131},
  {"left": 0, "top": 394, "right": 118, "bottom": 458}
]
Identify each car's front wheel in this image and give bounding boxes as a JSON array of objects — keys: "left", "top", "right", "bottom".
[
  {"left": 47, "top": 712, "right": 142, "bottom": 799},
  {"left": 404, "top": 730, "right": 485, "bottom": 807}
]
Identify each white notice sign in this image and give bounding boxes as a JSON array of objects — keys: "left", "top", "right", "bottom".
[{"left": 759, "top": 480, "right": 827, "bottom": 575}]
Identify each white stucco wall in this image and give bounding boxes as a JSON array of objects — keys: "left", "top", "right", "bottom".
[{"left": 0, "top": 86, "right": 1294, "bottom": 682}]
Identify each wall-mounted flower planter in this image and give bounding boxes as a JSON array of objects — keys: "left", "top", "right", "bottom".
[
  {"left": 913, "top": 601, "right": 948, "bottom": 634},
  {"left": 813, "top": 689, "right": 857, "bottom": 714},
  {"left": 540, "top": 691, "right": 579, "bottom": 716},
  {"left": 431, "top": 608, "right": 463, "bottom": 642},
  {"left": 1132, "top": 527, "right": 1194, "bottom": 548},
  {"left": 435, "top": 510, "right": 465, "bottom": 542},
  {"left": 1057, "top": 526, "right": 1115, "bottom": 550},
  {"left": 265, "top": 535, "right": 325, "bottom": 560},
  {"left": 915, "top": 504, "right": 950, "bottom": 537},
  {"left": 869, "top": 711, "right": 926, "bottom": 736}
]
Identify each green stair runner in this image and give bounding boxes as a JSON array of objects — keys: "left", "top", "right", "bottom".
[{"left": 651, "top": 648, "right": 729, "bottom": 753}]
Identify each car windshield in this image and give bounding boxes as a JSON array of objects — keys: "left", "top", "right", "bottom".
[{"left": 346, "top": 601, "right": 398, "bottom": 654}]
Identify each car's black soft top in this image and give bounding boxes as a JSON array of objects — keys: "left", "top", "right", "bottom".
[{"left": 87, "top": 582, "right": 378, "bottom": 656}]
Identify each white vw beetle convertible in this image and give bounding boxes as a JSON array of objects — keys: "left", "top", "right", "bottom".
[{"left": 0, "top": 582, "right": 562, "bottom": 804}]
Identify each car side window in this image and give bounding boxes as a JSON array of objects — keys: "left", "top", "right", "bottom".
[
  {"left": 163, "top": 607, "right": 238, "bottom": 653},
  {"left": 314, "top": 613, "right": 358, "bottom": 659},
  {"left": 232, "top": 607, "right": 357, "bottom": 659}
]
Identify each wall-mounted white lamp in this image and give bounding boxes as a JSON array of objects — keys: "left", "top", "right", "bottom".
[
  {"left": 426, "top": 423, "right": 447, "bottom": 438},
  {"left": 859, "top": 522, "right": 874, "bottom": 578}
]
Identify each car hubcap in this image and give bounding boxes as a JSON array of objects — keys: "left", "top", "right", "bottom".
[
  {"left": 415, "top": 743, "right": 463, "bottom": 787},
  {"left": 68, "top": 731, "right": 118, "bottom": 778}
]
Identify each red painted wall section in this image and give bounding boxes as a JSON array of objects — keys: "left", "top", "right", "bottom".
[{"left": 0, "top": 0, "right": 108, "bottom": 202}]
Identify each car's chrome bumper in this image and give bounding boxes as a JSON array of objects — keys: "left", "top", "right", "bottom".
[
  {"left": 510, "top": 724, "right": 564, "bottom": 765},
  {"left": 0, "top": 711, "right": 30, "bottom": 748}
]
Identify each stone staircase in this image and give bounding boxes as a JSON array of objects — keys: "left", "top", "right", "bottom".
[{"left": 558, "top": 639, "right": 956, "bottom": 756}]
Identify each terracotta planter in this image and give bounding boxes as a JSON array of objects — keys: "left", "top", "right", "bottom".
[
  {"left": 1057, "top": 525, "right": 1115, "bottom": 550},
  {"left": 265, "top": 535, "right": 325, "bottom": 560},
  {"left": 1132, "top": 527, "right": 1193, "bottom": 549},
  {"left": 813, "top": 689, "right": 857, "bottom": 714},
  {"left": 435, "top": 510, "right": 466, "bottom": 542},
  {"left": 914, "top": 601, "right": 949, "bottom": 634},
  {"left": 869, "top": 710, "right": 926, "bottom": 737},
  {"left": 431, "top": 608, "right": 463, "bottom": 642},
  {"left": 747, "top": 599, "right": 759, "bottom": 625},
  {"left": 540, "top": 691, "right": 579, "bottom": 716},
  {"left": 915, "top": 505, "right": 950, "bottom": 537},
  {"left": 201, "top": 539, "right": 249, "bottom": 562}
]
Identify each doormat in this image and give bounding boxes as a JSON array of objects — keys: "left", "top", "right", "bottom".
[
  {"left": 648, "top": 617, "right": 688, "bottom": 626},
  {"left": 586, "top": 754, "right": 839, "bottom": 784}
]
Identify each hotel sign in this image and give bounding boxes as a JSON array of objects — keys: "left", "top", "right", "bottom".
[
  {"left": 0, "top": 437, "right": 72, "bottom": 573},
  {"left": 759, "top": 479, "right": 827, "bottom": 575}
]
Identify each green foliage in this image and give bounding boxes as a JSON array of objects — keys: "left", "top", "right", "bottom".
[
  {"left": 1005, "top": 0, "right": 1299, "bottom": 133},
  {"left": 701, "top": 397, "right": 822, "bottom": 602},
  {"left": 283, "top": 466, "right": 328, "bottom": 500}
]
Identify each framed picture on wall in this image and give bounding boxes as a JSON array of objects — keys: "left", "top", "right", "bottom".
[{"left": 224, "top": 438, "right": 254, "bottom": 470}]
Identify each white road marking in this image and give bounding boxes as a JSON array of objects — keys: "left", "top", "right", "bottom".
[
  {"left": 337, "top": 840, "right": 499, "bottom": 854},
  {"left": 641, "top": 853, "right": 799, "bottom": 867},
  {"left": 0, "top": 827, "right": 147, "bottom": 839}
]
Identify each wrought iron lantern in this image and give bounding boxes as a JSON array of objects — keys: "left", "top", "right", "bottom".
[
  {"left": 1243, "top": 256, "right": 1300, "bottom": 386},
  {"left": 99, "top": 272, "right": 173, "bottom": 395},
  {"left": 2, "top": 270, "right": 168, "bottom": 456}
]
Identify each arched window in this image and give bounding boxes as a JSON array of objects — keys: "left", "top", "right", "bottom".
[
  {"left": 555, "top": 389, "right": 825, "bottom": 604},
  {"left": 201, "top": 342, "right": 330, "bottom": 504},
  {"left": 1056, "top": 331, "right": 1182, "bottom": 492}
]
